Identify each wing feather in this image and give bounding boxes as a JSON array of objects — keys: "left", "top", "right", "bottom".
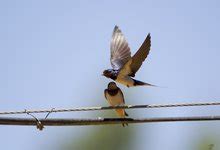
[
  {"left": 104, "top": 89, "right": 108, "bottom": 99},
  {"left": 110, "top": 26, "right": 131, "bottom": 70},
  {"left": 118, "top": 88, "right": 125, "bottom": 104},
  {"left": 119, "top": 33, "right": 151, "bottom": 77}
]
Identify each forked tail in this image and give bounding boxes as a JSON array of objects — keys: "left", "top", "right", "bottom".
[
  {"left": 133, "top": 79, "right": 157, "bottom": 87},
  {"left": 122, "top": 111, "right": 129, "bottom": 127}
]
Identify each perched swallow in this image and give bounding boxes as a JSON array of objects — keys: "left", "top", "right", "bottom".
[
  {"left": 103, "top": 26, "right": 155, "bottom": 87},
  {"left": 104, "top": 82, "right": 128, "bottom": 127}
]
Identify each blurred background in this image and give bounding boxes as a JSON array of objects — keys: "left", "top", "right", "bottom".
[{"left": 0, "top": 0, "right": 220, "bottom": 150}]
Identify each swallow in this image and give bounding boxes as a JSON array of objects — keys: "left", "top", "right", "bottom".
[
  {"left": 104, "top": 82, "right": 128, "bottom": 127},
  {"left": 103, "top": 26, "right": 155, "bottom": 87}
]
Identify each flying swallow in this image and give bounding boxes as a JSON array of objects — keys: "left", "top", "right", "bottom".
[
  {"left": 103, "top": 26, "right": 155, "bottom": 87},
  {"left": 104, "top": 82, "right": 128, "bottom": 127}
]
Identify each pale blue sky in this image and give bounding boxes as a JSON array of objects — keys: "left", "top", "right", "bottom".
[{"left": 0, "top": 0, "right": 220, "bottom": 150}]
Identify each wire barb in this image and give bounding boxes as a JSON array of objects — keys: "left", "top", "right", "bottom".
[
  {"left": 45, "top": 108, "right": 55, "bottom": 119},
  {"left": 25, "top": 109, "right": 44, "bottom": 131}
]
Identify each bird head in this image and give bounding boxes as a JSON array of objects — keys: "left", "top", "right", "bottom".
[
  {"left": 107, "top": 82, "right": 118, "bottom": 90},
  {"left": 102, "top": 69, "right": 112, "bottom": 78}
]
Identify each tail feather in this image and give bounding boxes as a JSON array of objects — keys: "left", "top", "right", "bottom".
[
  {"left": 133, "top": 79, "right": 156, "bottom": 87},
  {"left": 122, "top": 111, "right": 129, "bottom": 127},
  {"left": 125, "top": 111, "right": 129, "bottom": 116},
  {"left": 116, "top": 109, "right": 129, "bottom": 127}
]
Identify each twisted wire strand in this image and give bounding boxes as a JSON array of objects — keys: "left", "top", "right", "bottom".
[{"left": 0, "top": 101, "right": 220, "bottom": 115}]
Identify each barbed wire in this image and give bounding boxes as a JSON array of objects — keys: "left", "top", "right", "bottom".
[
  {"left": 0, "top": 101, "right": 220, "bottom": 115},
  {"left": 0, "top": 101, "right": 220, "bottom": 130}
]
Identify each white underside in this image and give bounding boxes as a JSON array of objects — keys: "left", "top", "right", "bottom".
[{"left": 116, "top": 76, "right": 134, "bottom": 87}]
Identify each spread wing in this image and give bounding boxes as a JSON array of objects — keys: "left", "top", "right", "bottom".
[
  {"left": 110, "top": 26, "right": 131, "bottom": 70},
  {"left": 119, "top": 33, "right": 151, "bottom": 77}
]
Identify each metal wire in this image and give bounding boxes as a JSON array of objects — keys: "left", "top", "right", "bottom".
[
  {"left": 0, "top": 101, "right": 220, "bottom": 115},
  {"left": 0, "top": 116, "right": 220, "bottom": 127}
]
